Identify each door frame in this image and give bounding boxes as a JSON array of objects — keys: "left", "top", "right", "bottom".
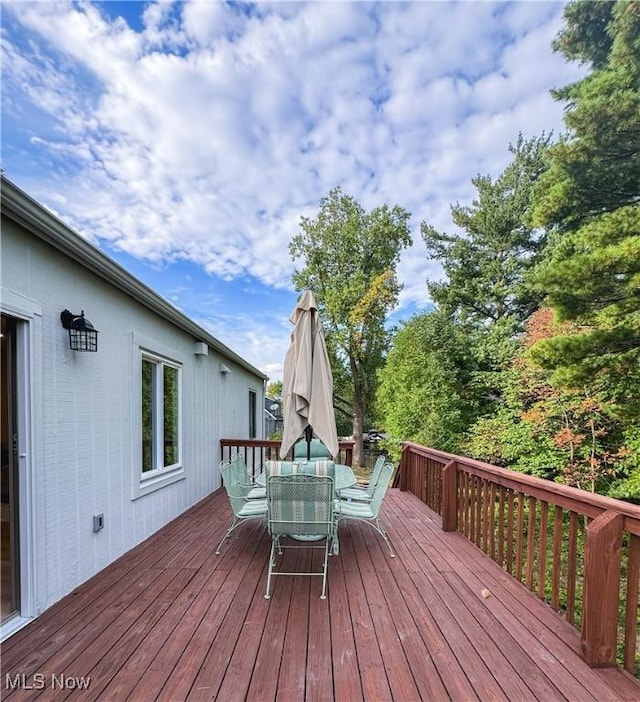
[{"left": 1, "top": 290, "right": 39, "bottom": 640}]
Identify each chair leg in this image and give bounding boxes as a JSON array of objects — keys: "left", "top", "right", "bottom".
[
  {"left": 337, "top": 516, "right": 395, "bottom": 558},
  {"left": 320, "top": 538, "right": 330, "bottom": 599},
  {"left": 265, "top": 539, "right": 277, "bottom": 599},
  {"left": 215, "top": 516, "right": 240, "bottom": 555},
  {"left": 373, "top": 517, "right": 396, "bottom": 558}
]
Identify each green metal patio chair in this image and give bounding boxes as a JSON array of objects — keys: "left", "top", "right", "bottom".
[
  {"left": 293, "top": 438, "right": 332, "bottom": 461},
  {"left": 338, "top": 454, "right": 386, "bottom": 502},
  {"left": 264, "top": 461, "right": 336, "bottom": 600},
  {"left": 215, "top": 459, "right": 268, "bottom": 555},
  {"left": 229, "top": 452, "right": 266, "bottom": 499},
  {"left": 335, "top": 461, "right": 396, "bottom": 558}
]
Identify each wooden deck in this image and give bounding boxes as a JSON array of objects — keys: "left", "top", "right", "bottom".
[{"left": 2, "top": 488, "right": 639, "bottom": 701}]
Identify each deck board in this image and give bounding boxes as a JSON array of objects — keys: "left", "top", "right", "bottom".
[{"left": 2, "top": 488, "right": 638, "bottom": 702}]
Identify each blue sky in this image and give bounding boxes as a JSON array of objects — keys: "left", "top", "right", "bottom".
[{"left": 1, "top": 1, "right": 584, "bottom": 383}]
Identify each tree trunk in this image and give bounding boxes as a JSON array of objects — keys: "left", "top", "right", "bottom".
[{"left": 352, "top": 383, "right": 365, "bottom": 469}]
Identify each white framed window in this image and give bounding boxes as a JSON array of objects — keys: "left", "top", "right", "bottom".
[
  {"left": 142, "top": 353, "right": 181, "bottom": 473},
  {"left": 132, "top": 333, "right": 185, "bottom": 498}
]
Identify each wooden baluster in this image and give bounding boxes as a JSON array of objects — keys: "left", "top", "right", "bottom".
[
  {"left": 461, "top": 471, "right": 469, "bottom": 539},
  {"left": 425, "top": 458, "right": 430, "bottom": 506},
  {"left": 481, "top": 480, "right": 489, "bottom": 554},
  {"left": 526, "top": 496, "right": 536, "bottom": 591},
  {"left": 566, "top": 511, "right": 578, "bottom": 626},
  {"left": 477, "top": 479, "right": 484, "bottom": 551},
  {"left": 506, "top": 490, "right": 515, "bottom": 576},
  {"left": 489, "top": 483, "right": 497, "bottom": 561},
  {"left": 551, "top": 506, "right": 563, "bottom": 611},
  {"left": 537, "top": 502, "right": 548, "bottom": 599},
  {"left": 498, "top": 486, "right": 506, "bottom": 567},
  {"left": 469, "top": 476, "right": 477, "bottom": 546},
  {"left": 515, "top": 493, "right": 525, "bottom": 583},
  {"left": 476, "top": 479, "right": 482, "bottom": 550},
  {"left": 430, "top": 459, "right": 434, "bottom": 511}
]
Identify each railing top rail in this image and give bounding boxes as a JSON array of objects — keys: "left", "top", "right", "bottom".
[
  {"left": 221, "top": 438, "right": 356, "bottom": 449},
  {"left": 401, "top": 441, "right": 640, "bottom": 534},
  {"left": 221, "top": 439, "right": 281, "bottom": 448}
]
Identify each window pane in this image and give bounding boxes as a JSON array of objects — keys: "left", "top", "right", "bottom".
[
  {"left": 163, "top": 365, "right": 179, "bottom": 466},
  {"left": 142, "top": 359, "right": 155, "bottom": 472},
  {"left": 249, "top": 390, "right": 257, "bottom": 439}
]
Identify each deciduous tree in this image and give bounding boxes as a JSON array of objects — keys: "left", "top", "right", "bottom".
[
  {"left": 289, "top": 187, "right": 411, "bottom": 467},
  {"left": 377, "top": 312, "right": 477, "bottom": 456}
]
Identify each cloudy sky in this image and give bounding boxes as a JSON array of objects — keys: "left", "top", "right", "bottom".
[{"left": 1, "top": 0, "right": 584, "bottom": 382}]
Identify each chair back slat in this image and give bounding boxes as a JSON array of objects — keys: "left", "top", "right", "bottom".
[
  {"left": 293, "top": 438, "right": 332, "bottom": 460},
  {"left": 368, "top": 462, "right": 395, "bottom": 517},
  {"left": 366, "top": 455, "right": 387, "bottom": 496},
  {"left": 266, "top": 459, "right": 335, "bottom": 478},
  {"left": 230, "top": 453, "right": 251, "bottom": 484},
  {"left": 267, "top": 474, "right": 334, "bottom": 537},
  {"left": 220, "top": 460, "right": 248, "bottom": 512}
]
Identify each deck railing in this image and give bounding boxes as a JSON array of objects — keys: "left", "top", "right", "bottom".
[
  {"left": 220, "top": 438, "right": 354, "bottom": 477},
  {"left": 396, "top": 441, "right": 640, "bottom": 675}
]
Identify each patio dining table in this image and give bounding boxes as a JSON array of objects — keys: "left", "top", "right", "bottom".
[{"left": 255, "top": 463, "right": 357, "bottom": 493}]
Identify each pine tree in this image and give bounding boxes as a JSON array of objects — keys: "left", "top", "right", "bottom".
[{"left": 529, "top": 0, "right": 640, "bottom": 405}]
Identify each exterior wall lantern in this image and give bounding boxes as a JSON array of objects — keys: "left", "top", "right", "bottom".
[{"left": 60, "top": 309, "right": 99, "bottom": 352}]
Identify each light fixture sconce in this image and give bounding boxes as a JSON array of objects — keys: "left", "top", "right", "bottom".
[
  {"left": 219, "top": 363, "right": 231, "bottom": 374},
  {"left": 60, "top": 309, "right": 99, "bottom": 352}
]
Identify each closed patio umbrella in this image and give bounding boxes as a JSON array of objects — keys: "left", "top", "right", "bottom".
[{"left": 280, "top": 290, "right": 339, "bottom": 460}]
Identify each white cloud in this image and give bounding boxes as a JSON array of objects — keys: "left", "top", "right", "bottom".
[
  {"left": 2, "top": 0, "right": 585, "bottom": 373},
  {"left": 196, "top": 307, "right": 292, "bottom": 382}
]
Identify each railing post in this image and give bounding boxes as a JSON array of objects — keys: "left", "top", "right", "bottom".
[
  {"left": 398, "top": 444, "right": 409, "bottom": 492},
  {"left": 344, "top": 446, "right": 353, "bottom": 467},
  {"left": 624, "top": 534, "right": 640, "bottom": 674},
  {"left": 581, "top": 510, "right": 624, "bottom": 667},
  {"left": 441, "top": 461, "right": 457, "bottom": 532}
]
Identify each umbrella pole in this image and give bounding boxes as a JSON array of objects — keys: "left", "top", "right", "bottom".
[{"left": 304, "top": 425, "right": 313, "bottom": 461}]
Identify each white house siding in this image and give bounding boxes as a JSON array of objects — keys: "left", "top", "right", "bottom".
[{"left": 1, "top": 207, "right": 265, "bottom": 618}]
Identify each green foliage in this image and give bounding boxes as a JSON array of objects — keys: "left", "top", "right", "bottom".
[
  {"left": 266, "top": 380, "right": 282, "bottom": 400},
  {"left": 609, "top": 468, "right": 640, "bottom": 503},
  {"left": 552, "top": 1, "right": 614, "bottom": 69},
  {"left": 377, "top": 312, "right": 476, "bottom": 453},
  {"left": 529, "top": 206, "right": 640, "bottom": 399},
  {"left": 465, "top": 406, "right": 564, "bottom": 480},
  {"left": 608, "top": 424, "right": 640, "bottom": 502},
  {"left": 466, "top": 309, "right": 633, "bottom": 494}
]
